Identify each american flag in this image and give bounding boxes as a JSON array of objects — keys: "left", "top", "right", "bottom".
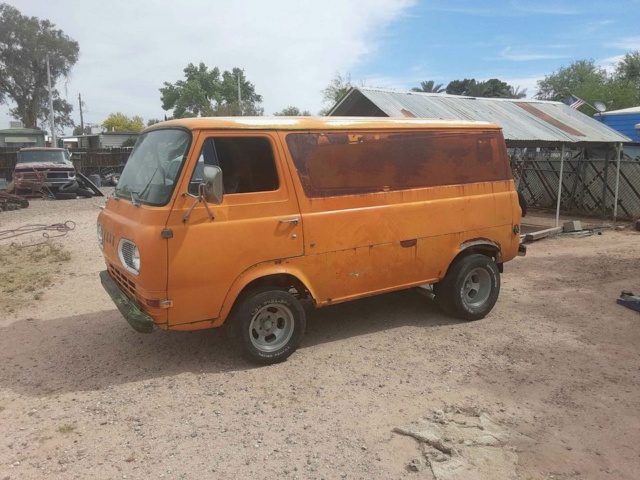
[{"left": 566, "top": 95, "right": 586, "bottom": 109}]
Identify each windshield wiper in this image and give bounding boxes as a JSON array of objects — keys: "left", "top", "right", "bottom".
[
  {"left": 114, "top": 187, "right": 141, "bottom": 206},
  {"left": 130, "top": 191, "right": 141, "bottom": 207}
]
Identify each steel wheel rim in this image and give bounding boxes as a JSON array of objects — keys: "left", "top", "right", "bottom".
[
  {"left": 249, "top": 303, "right": 295, "bottom": 352},
  {"left": 462, "top": 267, "right": 492, "bottom": 308}
]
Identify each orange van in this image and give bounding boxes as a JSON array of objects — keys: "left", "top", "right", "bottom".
[{"left": 98, "top": 117, "right": 525, "bottom": 364}]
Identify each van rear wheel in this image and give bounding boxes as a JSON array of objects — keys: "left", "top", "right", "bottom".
[
  {"left": 229, "top": 289, "right": 306, "bottom": 365},
  {"left": 433, "top": 254, "right": 500, "bottom": 321}
]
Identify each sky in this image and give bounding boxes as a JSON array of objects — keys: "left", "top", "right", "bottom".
[{"left": 2, "top": 0, "right": 640, "bottom": 132}]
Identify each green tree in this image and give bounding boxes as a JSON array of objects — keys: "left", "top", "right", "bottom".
[
  {"left": 102, "top": 112, "right": 145, "bottom": 132},
  {"left": 121, "top": 137, "right": 137, "bottom": 147},
  {"left": 536, "top": 59, "right": 607, "bottom": 103},
  {"left": 614, "top": 51, "right": 640, "bottom": 90},
  {"left": 0, "top": 4, "right": 79, "bottom": 130},
  {"left": 274, "top": 106, "right": 312, "bottom": 116},
  {"left": 446, "top": 78, "right": 518, "bottom": 98},
  {"left": 464, "top": 80, "right": 489, "bottom": 97},
  {"left": 160, "top": 63, "right": 263, "bottom": 118},
  {"left": 321, "top": 72, "right": 353, "bottom": 111},
  {"left": 446, "top": 79, "right": 474, "bottom": 95},
  {"left": 411, "top": 80, "right": 445, "bottom": 93},
  {"left": 504, "top": 85, "right": 527, "bottom": 99},
  {"left": 482, "top": 78, "right": 511, "bottom": 97},
  {"left": 536, "top": 57, "right": 640, "bottom": 111},
  {"left": 72, "top": 124, "right": 92, "bottom": 135},
  {"left": 146, "top": 118, "right": 162, "bottom": 126}
]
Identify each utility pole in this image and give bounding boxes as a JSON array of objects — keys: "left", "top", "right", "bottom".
[
  {"left": 46, "top": 54, "right": 56, "bottom": 146},
  {"left": 237, "top": 73, "right": 242, "bottom": 116},
  {"left": 78, "top": 93, "right": 84, "bottom": 134}
]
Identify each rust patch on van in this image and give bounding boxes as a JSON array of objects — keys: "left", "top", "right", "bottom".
[{"left": 286, "top": 131, "right": 509, "bottom": 198}]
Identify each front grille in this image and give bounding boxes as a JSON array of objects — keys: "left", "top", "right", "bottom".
[
  {"left": 48, "top": 172, "right": 69, "bottom": 179},
  {"left": 120, "top": 241, "right": 136, "bottom": 271},
  {"left": 20, "top": 172, "right": 40, "bottom": 179},
  {"left": 108, "top": 264, "right": 137, "bottom": 300}
]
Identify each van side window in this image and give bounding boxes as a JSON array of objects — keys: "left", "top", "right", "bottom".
[
  {"left": 286, "top": 131, "right": 509, "bottom": 198},
  {"left": 189, "top": 137, "right": 279, "bottom": 195}
]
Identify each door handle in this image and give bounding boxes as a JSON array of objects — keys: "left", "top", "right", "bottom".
[{"left": 279, "top": 217, "right": 300, "bottom": 226}]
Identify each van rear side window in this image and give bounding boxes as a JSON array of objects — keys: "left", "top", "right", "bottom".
[{"left": 286, "top": 131, "right": 509, "bottom": 198}]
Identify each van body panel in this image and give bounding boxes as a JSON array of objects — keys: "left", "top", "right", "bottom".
[
  {"left": 98, "top": 197, "right": 170, "bottom": 325},
  {"left": 164, "top": 131, "right": 305, "bottom": 326}
]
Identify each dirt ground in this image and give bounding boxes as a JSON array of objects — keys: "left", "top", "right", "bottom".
[{"left": 1, "top": 193, "right": 639, "bottom": 480}]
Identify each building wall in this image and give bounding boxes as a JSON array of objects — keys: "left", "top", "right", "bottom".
[
  {"left": 99, "top": 134, "right": 137, "bottom": 148},
  {"left": 596, "top": 113, "right": 640, "bottom": 142},
  {"left": 0, "top": 131, "right": 46, "bottom": 147}
]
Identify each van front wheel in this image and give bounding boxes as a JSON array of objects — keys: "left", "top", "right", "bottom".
[
  {"left": 433, "top": 254, "right": 500, "bottom": 321},
  {"left": 230, "top": 289, "right": 306, "bottom": 365}
]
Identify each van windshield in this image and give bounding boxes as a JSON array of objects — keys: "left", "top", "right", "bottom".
[
  {"left": 115, "top": 128, "right": 191, "bottom": 206},
  {"left": 17, "top": 150, "right": 70, "bottom": 164}
]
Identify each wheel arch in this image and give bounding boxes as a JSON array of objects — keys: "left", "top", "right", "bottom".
[
  {"left": 214, "top": 263, "right": 317, "bottom": 327},
  {"left": 437, "top": 239, "right": 503, "bottom": 283}
]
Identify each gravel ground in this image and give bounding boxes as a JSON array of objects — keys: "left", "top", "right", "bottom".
[{"left": 1, "top": 194, "right": 639, "bottom": 479}]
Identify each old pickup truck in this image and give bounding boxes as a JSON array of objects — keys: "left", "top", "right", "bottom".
[{"left": 13, "top": 147, "right": 76, "bottom": 190}]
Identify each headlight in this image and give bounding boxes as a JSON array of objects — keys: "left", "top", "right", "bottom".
[
  {"left": 118, "top": 239, "right": 141, "bottom": 275},
  {"left": 97, "top": 223, "right": 103, "bottom": 250},
  {"left": 132, "top": 245, "right": 141, "bottom": 271}
]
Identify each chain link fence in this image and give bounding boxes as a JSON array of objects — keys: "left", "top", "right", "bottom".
[{"left": 511, "top": 149, "right": 640, "bottom": 221}]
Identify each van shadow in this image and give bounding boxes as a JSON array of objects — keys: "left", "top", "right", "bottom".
[
  {"left": 0, "top": 290, "right": 456, "bottom": 397},
  {"left": 303, "top": 289, "right": 456, "bottom": 346}
]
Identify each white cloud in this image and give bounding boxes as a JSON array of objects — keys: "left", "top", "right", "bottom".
[
  {"left": 499, "top": 75, "right": 545, "bottom": 98},
  {"left": 509, "top": 2, "right": 579, "bottom": 15},
  {"left": 607, "top": 36, "right": 640, "bottom": 50},
  {"left": 600, "top": 55, "right": 625, "bottom": 73},
  {"left": 420, "top": 1, "right": 578, "bottom": 17},
  {"left": 499, "top": 47, "right": 570, "bottom": 62},
  {"left": 1, "top": 0, "right": 415, "bottom": 129}
]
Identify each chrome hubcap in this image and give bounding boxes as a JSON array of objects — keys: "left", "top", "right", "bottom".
[
  {"left": 249, "top": 304, "right": 294, "bottom": 352},
  {"left": 462, "top": 267, "right": 492, "bottom": 308}
]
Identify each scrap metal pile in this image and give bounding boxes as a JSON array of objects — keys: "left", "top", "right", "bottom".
[
  {"left": 0, "top": 191, "right": 29, "bottom": 212},
  {"left": 0, "top": 173, "right": 103, "bottom": 212}
]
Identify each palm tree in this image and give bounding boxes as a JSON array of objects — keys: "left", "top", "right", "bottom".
[
  {"left": 504, "top": 85, "right": 528, "bottom": 99},
  {"left": 411, "top": 80, "right": 445, "bottom": 93},
  {"left": 464, "top": 80, "right": 489, "bottom": 97}
]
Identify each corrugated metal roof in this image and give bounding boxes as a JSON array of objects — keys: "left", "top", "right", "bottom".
[
  {"left": 598, "top": 106, "right": 640, "bottom": 116},
  {"left": 329, "top": 87, "right": 630, "bottom": 145}
]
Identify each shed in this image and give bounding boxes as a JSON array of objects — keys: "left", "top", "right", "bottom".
[
  {"left": 328, "top": 87, "right": 636, "bottom": 221},
  {"left": 594, "top": 106, "right": 640, "bottom": 142},
  {"left": 0, "top": 127, "right": 46, "bottom": 147},
  {"left": 76, "top": 131, "right": 139, "bottom": 149}
]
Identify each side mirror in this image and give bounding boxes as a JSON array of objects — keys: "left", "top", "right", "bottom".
[{"left": 202, "top": 165, "right": 224, "bottom": 204}]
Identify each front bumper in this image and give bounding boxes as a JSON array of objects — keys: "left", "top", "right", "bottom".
[{"left": 100, "top": 270, "right": 154, "bottom": 333}]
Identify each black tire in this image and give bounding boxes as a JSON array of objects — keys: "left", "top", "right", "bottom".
[
  {"left": 228, "top": 288, "right": 306, "bottom": 365},
  {"left": 59, "top": 181, "right": 79, "bottom": 193},
  {"left": 111, "top": 174, "right": 121, "bottom": 186},
  {"left": 54, "top": 192, "right": 77, "bottom": 200},
  {"left": 76, "top": 187, "right": 93, "bottom": 198},
  {"left": 517, "top": 190, "right": 527, "bottom": 217},
  {"left": 433, "top": 253, "right": 500, "bottom": 321}
]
